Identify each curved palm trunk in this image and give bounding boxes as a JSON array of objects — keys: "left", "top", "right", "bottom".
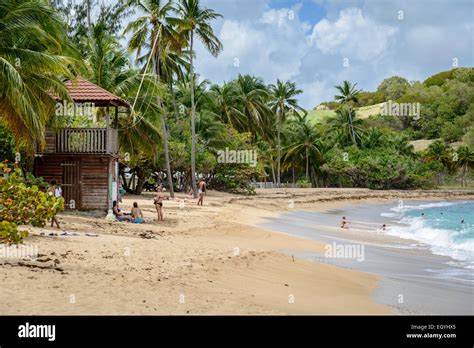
[
  {"left": 270, "top": 153, "right": 276, "bottom": 184},
  {"left": 305, "top": 147, "right": 309, "bottom": 179},
  {"left": 348, "top": 106, "right": 356, "bottom": 145},
  {"left": 160, "top": 110, "right": 175, "bottom": 198},
  {"left": 461, "top": 163, "right": 467, "bottom": 187},
  {"left": 153, "top": 46, "right": 175, "bottom": 198},
  {"left": 189, "top": 31, "right": 198, "bottom": 198},
  {"left": 169, "top": 78, "right": 180, "bottom": 121},
  {"left": 277, "top": 116, "right": 281, "bottom": 187}
]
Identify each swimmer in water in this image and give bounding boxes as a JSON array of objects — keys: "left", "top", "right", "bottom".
[{"left": 341, "top": 216, "right": 348, "bottom": 229}]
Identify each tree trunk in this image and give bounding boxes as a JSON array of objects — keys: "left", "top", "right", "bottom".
[
  {"left": 169, "top": 78, "right": 180, "bottom": 121},
  {"left": 134, "top": 168, "right": 146, "bottom": 195},
  {"left": 277, "top": 109, "right": 281, "bottom": 187},
  {"left": 86, "top": 0, "right": 92, "bottom": 37},
  {"left": 160, "top": 111, "right": 175, "bottom": 198},
  {"left": 305, "top": 148, "right": 309, "bottom": 179},
  {"left": 348, "top": 106, "right": 356, "bottom": 145},
  {"left": 189, "top": 32, "right": 198, "bottom": 198},
  {"left": 292, "top": 164, "right": 295, "bottom": 185},
  {"left": 152, "top": 47, "right": 175, "bottom": 198},
  {"left": 270, "top": 152, "right": 276, "bottom": 184},
  {"left": 462, "top": 163, "right": 467, "bottom": 187}
]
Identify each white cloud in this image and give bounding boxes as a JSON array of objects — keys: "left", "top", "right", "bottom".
[
  {"left": 192, "top": 0, "right": 473, "bottom": 109},
  {"left": 310, "top": 8, "right": 398, "bottom": 61},
  {"left": 194, "top": 6, "right": 309, "bottom": 85}
]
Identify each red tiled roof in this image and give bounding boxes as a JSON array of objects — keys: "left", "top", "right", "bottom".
[{"left": 62, "top": 76, "right": 129, "bottom": 107}]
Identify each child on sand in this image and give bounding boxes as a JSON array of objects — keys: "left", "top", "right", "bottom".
[
  {"left": 154, "top": 187, "right": 169, "bottom": 221},
  {"left": 131, "top": 202, "right": 145, "bottom": 224},
  {"left": 340, "top": 216, "right": 348, "bottom": 229}
]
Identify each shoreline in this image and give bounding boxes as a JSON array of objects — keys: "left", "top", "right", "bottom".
[
  {"left": 1, "top": 188, "right": 473, "bottom": 315},
  {"left": 256, "top": 196, "right": 474, "bottom": 314}
]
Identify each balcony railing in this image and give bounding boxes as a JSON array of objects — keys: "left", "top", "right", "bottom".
[{"left": 37, "top": 128, "right": 118, "bottom": 154}]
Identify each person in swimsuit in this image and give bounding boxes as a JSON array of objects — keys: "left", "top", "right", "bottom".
[
  {"left": 340, "top": 216, "right": 348, "bottom": 229},
  {"left": 47, "top": 179, "right": 61, "bottom": 229},
  {"left": 154, "top": 187, "right": 169, "bottom": 221},
  {"left": 112, "top": 201, "right": 132, "bottom": 222},
  {"left": 131, "top": 202, "right": 144, "bottom": 223},
  {"left": 197, "top": 179, "right": 206, "bottom": 206}
]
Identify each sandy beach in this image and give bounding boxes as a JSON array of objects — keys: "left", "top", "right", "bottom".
[{"left": 1, "top": 188, "right": 474, "bottom": 315}]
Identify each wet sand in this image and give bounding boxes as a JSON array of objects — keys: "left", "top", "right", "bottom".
[{"left": 261, "top": 201, "right": 474, "bottom": 314}]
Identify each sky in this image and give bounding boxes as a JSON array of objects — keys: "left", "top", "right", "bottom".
[{"left": 189, "top": 0, "right": 474, "bottom": 108}]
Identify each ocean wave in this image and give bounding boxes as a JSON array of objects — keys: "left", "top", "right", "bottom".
[
  {"left": 390, "top": 201, "right": 457, "bottom": 214},
  {"left": 385, "top": 215, "right": 474, "bottom": 267}
]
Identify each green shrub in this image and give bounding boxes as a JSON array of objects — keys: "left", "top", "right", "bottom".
[
  {"left": 0, "top": 163, "right": 64, "bottom": 244},
  {"left": 441, "top": 122, "right": 464, "bottom": 143},
  {"left": 296, "top": 179, "right": 311, "bottom": 188}
]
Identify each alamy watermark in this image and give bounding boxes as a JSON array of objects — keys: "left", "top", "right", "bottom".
[
  {"left": 381, "top": 100, "right": 420, "bottom": 120},
  {"left": 217, "top": 147, "right": 257, "bottom": 167},
  {"left": 324, "top": 242, "right": 365, "bottom": 262},
  {"left": 0, "top": 244, "right": 38, "bottom": 259},
  {"left": 55, "top": 100, "right": 97, "bottom": 119}
]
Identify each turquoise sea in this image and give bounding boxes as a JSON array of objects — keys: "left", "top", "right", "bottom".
[{"left": 383, "top": 201, "right": 474, "bottom": 269}]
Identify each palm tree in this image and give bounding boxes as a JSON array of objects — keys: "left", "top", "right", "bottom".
[
  {"left": 85, "top": 22, "right": 164, "bottom": 148},
  {"left": 208, "top": 83, "right": 244, "bottom": 128},
  {"left": 329, "top": 107, "right": 364, "bottom": 146},
  {"left": 125, "top": 0, "right": 188, "bottom": 198},
  {"left": 176, "top": 0, "right": 222, "bottom": 197},
  {"left": 362, "top": 127, "right": 384, "bottom": 149},
  {"left": 284, "top": 115, "right": 322, "bottom": 181},
  {"left": 424, "top": 140, "right": 452, "bottom": 184},
  {"left": 0, "top": 0, "right": 80, "bottom": 143},
  {"left": 456, "top": 146, "right": 474, "bottom": 187},
  {"left": 334, "top": 80, "right": 361, "bottom": 145},
  {"left": 232, "top": 75, "right": 271, "bottom": 141},
  {"left": 269, "top": 79, "right": 305, "bottom": 186},
  {"left": 85, "top": 22, "right": 166, "bottom": 194}
]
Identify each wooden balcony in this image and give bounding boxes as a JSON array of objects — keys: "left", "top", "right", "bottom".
[{"left": 37, "top": 128, "right": 118, "bottom": 155}]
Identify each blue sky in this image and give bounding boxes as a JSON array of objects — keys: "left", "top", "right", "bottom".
[{"left": 192, "top": 0, "right": 474, "bottom": 108}]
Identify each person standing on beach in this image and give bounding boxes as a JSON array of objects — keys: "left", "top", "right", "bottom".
[
  {"left": 154, "top": 187, "right": 169, "bottom": 221},
  {"left": 197, "top": 179, "right": 207, "bottom": 206},
  {"left": 47, "top": 179, "right": 61, "bottom": 229}
]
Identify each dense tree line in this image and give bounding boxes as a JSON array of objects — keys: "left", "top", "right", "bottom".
[{"left": 0, "top": 0, "right": 473, "bottom": 196}]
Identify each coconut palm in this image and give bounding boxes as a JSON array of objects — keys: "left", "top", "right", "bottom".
[
  {"left": 176, "top": 0, "right": 222, "bottom": 197},
  {"left": 329, "top": 107, "right": 364, "bottom": 146},
  {"left": 362, "top": 127, "right": 384, "bottom": 149},
  {"left": 0, "top": 0, "right": 80, "bottom": 143},
  {"left": 269, "top": 79, "right": 305, "bottom": 186},
  {"left": 233, "top": 74, "right": 271, "bottom": 141},
  {"left": 334, "top": 80, "right": 361, "bottom": 145},
  {"left": 456, "top": 146, "right": 474, "bottom": 187},
  {"left": 284, "top": 115, "right": 322, "bottom": 180},
  {"left": 125, "top": 0, "right": 188, "bottom": 197},
  {"left": 84, "top": 22, "right": 165, "bottom": 164},
  {"left": 208, "top": 83, "right": 244, "bottom": 128}
]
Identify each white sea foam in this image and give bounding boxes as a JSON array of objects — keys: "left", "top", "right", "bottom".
[{"left": 385, "top": 215, "right": 474, "bottom": 268}]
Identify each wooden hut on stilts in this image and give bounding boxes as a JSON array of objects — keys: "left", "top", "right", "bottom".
[{"left": 34, "top": 77, "right": 129, "bottom": 211}]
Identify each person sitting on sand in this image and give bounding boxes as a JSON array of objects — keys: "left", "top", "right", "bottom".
[
  {"left": 47, "top": 179, "right": 61, "bottom": 229},
  {"left": 131, "top": 202, "right": 145, "bottom": 224},
  {"left": 154, "top": 187, "right": 169, "bottom": 221},
  {"left": 197, "top": 179, "right": 206, "bottom": 206},
  {"left": 113, "top": 201, "right": 132, "bottom": 222},
  {"left": 340, "top": 216, "right": 348, "bottom": 229}
]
